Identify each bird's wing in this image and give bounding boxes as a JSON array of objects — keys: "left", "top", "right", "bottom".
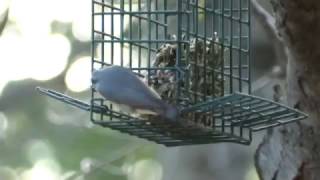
[
  {"left": 118, "top": 87, "right": 163, "bottom": 112},
  {"left": 136, "top": 77, "right": 161, "bottom": 100},
  {"left": 116, "top": 67, "right": 162, "bottom": 100},
  {"left": 114, "top": 66, "right": 162, "bottom": 99}
]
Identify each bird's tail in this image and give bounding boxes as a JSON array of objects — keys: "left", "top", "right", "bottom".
[
  {"left": 152, "top": 99, "right": 179, "bottom": 122},
  {"left": 163, "top": 103, "right": 179, "bottom": 122}
]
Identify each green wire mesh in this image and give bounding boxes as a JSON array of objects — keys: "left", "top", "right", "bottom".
[
  {"left": 36, "top": 87, "right": 307, "bottom": 146},
  {"left": 36, "top": 0, "right": 307, "bottom": 146},
  {"left": 92, "top": 0, "right": 250, "bottom": 97},
  {"left": 89, "top": 0, "right": 306, "bottom": 146},
  {"left": 90, "top": 0, "right": 254, "bottom": 145}
]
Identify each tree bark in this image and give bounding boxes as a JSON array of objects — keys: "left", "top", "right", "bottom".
[{"left": 255, "top": 0, "right": 320, "bottom": 180}]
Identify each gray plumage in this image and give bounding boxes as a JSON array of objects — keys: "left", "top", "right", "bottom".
[{"left": 91, "top": 66, "right": 179, "bottom": 121}]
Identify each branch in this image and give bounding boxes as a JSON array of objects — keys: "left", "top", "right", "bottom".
[
  {"left": 251, "top": 0, "right": 288, "bottom": 75},
  {"left": 251, "top": 0, "right": 281, "bottom": 41},
  {"left": 0, "top": 9, "right": 8, "bottom": 35}
]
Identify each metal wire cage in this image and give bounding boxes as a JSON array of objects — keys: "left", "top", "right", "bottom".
[
  {"left": 36, "top": 0, "right": 307, "bottom": 146},
  {"left": 88, "top": 0, "right": 307, "bottom": 146},
  {"left": 92, "top": 0, "right": 250, "bottom": 98}
]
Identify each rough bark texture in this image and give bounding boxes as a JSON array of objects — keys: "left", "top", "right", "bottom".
[{"left": 255, "top": 0, "right": 320, "bottom": 180}]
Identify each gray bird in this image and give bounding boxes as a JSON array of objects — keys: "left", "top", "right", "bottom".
[{"left": 91, "top": 66, "right": 179, "bottom": 122}]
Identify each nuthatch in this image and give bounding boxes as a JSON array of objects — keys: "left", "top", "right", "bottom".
[{"left": 91, "top": 66, "right": 179, "bottom": 122}]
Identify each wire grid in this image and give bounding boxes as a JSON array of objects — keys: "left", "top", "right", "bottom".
[
  {"left": 32, "top": 0, "right": 307, "bottom": 146},
  {"left": 182, "top": 0, "right": 251, "bottom": 98},
  {"left": 90, "top": 0, "right": 253, "bottom": 145},
  {"left": 37, "top": 87, "right": 251, "bottom": 146},
  {"left": 92, "top": 2, "right": 250, "bottom": 108},
  {"left": 36, "top": 87, "right": 307, "bottom": 146},
  {"left": 88, "top": 0, "right": 307, "bottom": 146},
  {"left": 182, "top": 93, "right": 308, "bottom": 132}
]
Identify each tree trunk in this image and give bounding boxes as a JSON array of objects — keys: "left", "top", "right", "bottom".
[{"left": 255, "top": 0, "right": 320, "bottom": 180}]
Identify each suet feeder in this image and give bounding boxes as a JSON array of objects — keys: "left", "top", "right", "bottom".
[{"left": 37, "top": 0, "right": 307, "bottom": 146}]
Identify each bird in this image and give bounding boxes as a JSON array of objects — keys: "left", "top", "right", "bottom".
[{"left": 91, "top": 65, "right": 179, "bottom": 122}]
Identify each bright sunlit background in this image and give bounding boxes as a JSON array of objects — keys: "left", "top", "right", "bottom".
[
  {"left": 0, "top": 0, "right": 90, "bottom": 94},
  {"left": 0, "top": 0, "right": 137, "bottom": 95},
  {"left": 0, "top": 0, "right": 162, "bottom": 180}
]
